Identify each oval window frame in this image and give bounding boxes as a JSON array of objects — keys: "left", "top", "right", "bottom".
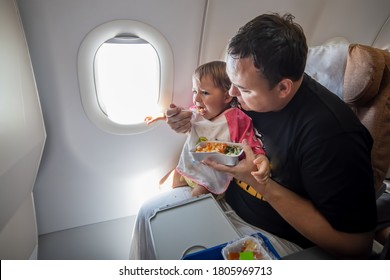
[{"left": 78, "top": 20, "right": 174, "bottom": 134}]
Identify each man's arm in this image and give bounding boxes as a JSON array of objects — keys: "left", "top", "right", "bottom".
[
  {"left": 262, "top": 180, "right": 374, "bottom": 259},
  {"left": 203, "top": 140, "right": 374, "bottom": 259}
]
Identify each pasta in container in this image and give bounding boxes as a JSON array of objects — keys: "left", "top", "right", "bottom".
[{"left": 191, "top": 141, "right": 243, "bottom": 166}]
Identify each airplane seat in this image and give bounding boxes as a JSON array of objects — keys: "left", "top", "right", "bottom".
[
  {"left": 343, "top": 44, "right": 390, "bottom": 259},
  {"left": 343, "top": 44, "right": 390, "bottom": 194},
  {"left": 342, "top": 44, "right": 390, "bottom": 258}
]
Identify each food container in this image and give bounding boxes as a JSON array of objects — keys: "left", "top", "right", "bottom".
[
  {"left": 221, "top": 236, "right": 275, "bottom": 260},
  {"left": 182, "top": 232, "right": 280, "bottom": 260},
  {"left": 190, "top": 141, "right": 243, "bottom": 166}
]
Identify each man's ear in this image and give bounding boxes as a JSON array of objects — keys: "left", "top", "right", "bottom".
[
  {"left": 278, "top": 78, "right": 293, "bottom": 98},
  {"left": 224, "top": 92, "right": 234, "bottom": 104}
]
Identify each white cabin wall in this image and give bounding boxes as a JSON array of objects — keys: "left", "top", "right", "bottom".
[
  {"left": 200, "top": 0, "right": 390, "bottom": 63},
  {"left": 305, "top": 0, "right": 390, "bottom": 46},
  {"left": 200, "top": 0, "right": 323, "bottom": 63},
  {"left": 16, "top": 0, "right": 206, "bottom": 235}
]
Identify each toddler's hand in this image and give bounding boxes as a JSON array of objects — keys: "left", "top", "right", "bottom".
[
  {"left": 144, "top": 113, "right": 166, "bottom": 124},
  {"left": 251, "top": 155, "right": 271, "bottom": 184}
]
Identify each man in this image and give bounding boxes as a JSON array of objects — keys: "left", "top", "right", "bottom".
[{"left": 166, "top": 13, "right": 377, "bottom": 259}]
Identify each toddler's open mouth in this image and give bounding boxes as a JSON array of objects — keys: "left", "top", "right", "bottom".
[{"left": 195, "top": 102, "right": 207, "bottom": 115}]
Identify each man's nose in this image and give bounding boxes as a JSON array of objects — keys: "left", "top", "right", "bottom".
[{"left": 229, "top": 85, "right": 240, "bottom": 97}]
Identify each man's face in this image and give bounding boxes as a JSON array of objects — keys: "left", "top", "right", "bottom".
[{"left": 226, "top": 55, "right": 281, "bottom": 112}]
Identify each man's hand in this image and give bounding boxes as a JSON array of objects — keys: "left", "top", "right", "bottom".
[
  {"left": 203, "top": 139, "right": 263, "bottom": 189},
  {"left": 166, "top": 104, "right": 192, "bottom": 133}
]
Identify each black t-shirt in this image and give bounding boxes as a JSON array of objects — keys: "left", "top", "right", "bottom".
[{"left": 226, "top": 74, "right": 378, "bottom": 248}]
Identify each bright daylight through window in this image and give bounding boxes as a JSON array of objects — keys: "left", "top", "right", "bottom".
[{"left": 94, "top": 37, "right": 160, "bottom": 125}]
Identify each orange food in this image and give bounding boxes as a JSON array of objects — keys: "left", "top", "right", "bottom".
[{"left": 195, "top": 142, "right": 228, "bottom": 154}]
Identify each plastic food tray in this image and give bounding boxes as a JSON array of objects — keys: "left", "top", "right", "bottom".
[{"left": 149, "top": 194, "right": 241, "bottom": 260}]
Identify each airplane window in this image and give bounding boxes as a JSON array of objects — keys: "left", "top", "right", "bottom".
[
  {"left": 94, "top": 37, "right": 160, "bottom": 125},
  {"left": 78, "top": 20, "right": 173, "bottom": 134}
]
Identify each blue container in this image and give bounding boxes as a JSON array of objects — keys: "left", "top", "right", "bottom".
[{"left": 182, "top": 232, "right": 280, "bottom": 260}]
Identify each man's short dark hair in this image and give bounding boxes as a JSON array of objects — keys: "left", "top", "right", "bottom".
[{"left": 228, "top": 13, "right": 308, "bottom": 89}]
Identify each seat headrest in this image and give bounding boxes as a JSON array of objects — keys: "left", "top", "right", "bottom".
[{"left": 343, "top": 44, "right": 385, "bottom": 106}]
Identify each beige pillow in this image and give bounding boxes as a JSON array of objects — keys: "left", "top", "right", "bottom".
[{"left": 343, "top": 44, "right": 385, "bottom": 106}]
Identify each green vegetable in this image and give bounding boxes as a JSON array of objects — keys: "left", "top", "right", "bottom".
[
  {"left": 196, "top": 136, "right": 208, "bottom": 145},
  {"left": 225, "top": 145, "right": 242, "bottom": 155}
]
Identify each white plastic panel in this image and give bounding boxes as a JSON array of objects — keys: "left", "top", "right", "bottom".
[
  {"left": 0, "top": 194, "right": 38, "bottom": 259},
  {"left": 0, "top": 0, "right": 46, "bottom": 259}
]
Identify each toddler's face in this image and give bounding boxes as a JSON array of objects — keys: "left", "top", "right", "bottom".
[{"left": 192, "top": 75, "right": 232, "bottom": 120}]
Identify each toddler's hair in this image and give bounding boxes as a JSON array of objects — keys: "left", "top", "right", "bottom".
[{"left": 193, "top": 61, "right": 231, "bottom": 93}]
